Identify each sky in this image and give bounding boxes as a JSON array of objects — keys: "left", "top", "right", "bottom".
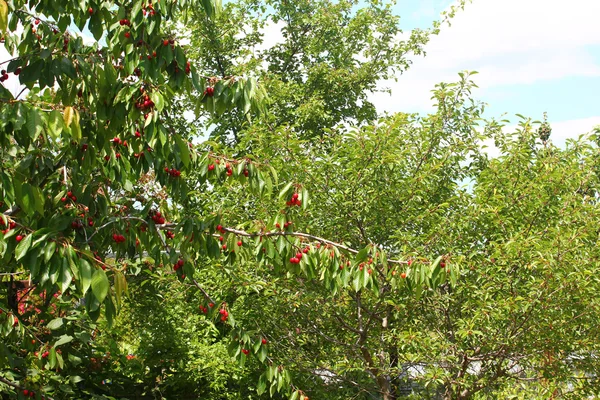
[{"left": 368, "top": 0, "right": 600, "bottom": 145}]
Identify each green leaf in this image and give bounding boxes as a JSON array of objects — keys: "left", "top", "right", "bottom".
[
  {"left": 59, "top": 56, "right": 77, "bottom": 80},
  {"left": 70, "top": 108, "right": 82, "bottom": 142},
  {"left": 258, "top": 345, "right": 268, "bottom": 362},
  {"left": 19, "top": 60, "right": 43, "bottom": 84},
  {"left": 26, "top": 107, "right": 43, "bottom": 140},
  {"left": 175, "top": 135, "right": 191, "bottom": 168},
  {"left": 257, "top": 374, "right": 267, "bottom": 395},
  {"left": 59, "top": 262, "right": 73, "bottom": 292},
  {"left": 48, "top": 110, "right": 64, "bottom": 138},
  {"left": 54, "top": 334, "right": 73, "bottom": 347},
  {"left": 429, "top": 255, "right": 443, "bottom": 279},
  {"left": 88, "top": 13, "right": 103, "bottom": 41},
  {"left": 278, "top": 181, "right": 294, "bottom": 201},
  {"left": 150, "top": 92, "right": 165, "bottom": 112},
  {"left": 44, "top": 241, "right": 56, "bottom": 263},
  {"left": 15, "top": 234, "right": 32, "bottom": 261},
  {"left": 79, "top": 258, "right": 93, "bottom": 294},
  {"left": 46, "top": 318, "right": 64, "bottom": 330},
  {"left": 91, "top": 268, "right": 110, "bottom": 304}
]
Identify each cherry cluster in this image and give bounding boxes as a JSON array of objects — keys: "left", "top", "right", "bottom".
[
  {"left": 0, "top": 219, "right": 16, "bottom": 235},
  {"left": 286, "top": 192, "right": 301, "bottom": 207},
  {"left": 71, "top": 219, "right": 84, "bottom": 229},
  {"left": 111, "top": 137, "right": 128, "bottom": 147},
  {"left": 164, "top": 167, "right": 181, "bottom": 177},
  {"left": 118, "top": 18, "right": 132, "bottom": 26},
  {"left": 219, "top": 308, "right": 229, "bottom": 322},
  {"left": 135, "top": 93, "right": 155, "bottom": 110},
  {"left": 142, "top": 3, "right": 157, "bottom": 17},
  {"left": 112, "top": 233, "right": 126, "bottom": 243},
  {"left": 173, "top": 259, "right": 184, "bottom": 271},
  {"left": 150, "top": 210, "right": 166, "bottom": 224},
  {"left": 289, "top": 248, "right": 308, "bottom": 264},
  {"left": 0, "top": 69, "right": 10, "bottom": 83},
  {"left": 275, "top": 221, "right": 293, "bottom": 230},
  {"left": 62, "top": 36, "right": 69, "bottom": 52},
  {"left": 61, "top": 190, "right": 77, "bottom": 203}
]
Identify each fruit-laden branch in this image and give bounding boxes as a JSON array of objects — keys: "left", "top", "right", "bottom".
[
  {"left": 0, "top": 376, "right": 52, "bottom": 399},
  {"left": 219, "top": 227, "right": 409, "bottom": 265},
  {"left": 92, "top": 216, "right": 409, "bottom": 266}
]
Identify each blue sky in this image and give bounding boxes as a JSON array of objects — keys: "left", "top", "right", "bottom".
[{"left": 368, "top": 0, "right": 600, "bottom": 143}]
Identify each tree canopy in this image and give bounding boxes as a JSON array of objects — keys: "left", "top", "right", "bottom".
[{"left": 1, "top": 0, "right": 600, "bottom": 399}]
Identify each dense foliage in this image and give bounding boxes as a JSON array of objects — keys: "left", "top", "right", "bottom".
[{"left": 1, "top": 0, "right": 600, "bottom": 399}]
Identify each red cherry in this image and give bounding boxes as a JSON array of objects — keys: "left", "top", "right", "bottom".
[
  {"left": 440, "top": 261, "right": 446, "bottom": 268},
  {"left": 16, "top": 235, "right": 24, "bottom": 242},
  {"left": 163, "top": 39, "right": 169, "bottom": 46},
  {"left": 88, "top": 7, "right": 94, "bottom": 14},
  {"left": 241, "top": 349, "right": 249, "bottom": 355},
  {"left": 204, "top": 87, "right": 214, "bottom": 97},
  {"left": 124, "top": 32, "right": 131, "bottom": 39},
  {"left": 262, "top": 338, "right": 267, "bottom": 345},
  {"left": 222, "top": 244, "right": 227, "bottom": 250},
  {"left": 208, "top": 164, "right": 215, "bottom": 171},
  {"left": 400, "top": 272, "right": 407, "bottom": 279},
  {"left": 23, "top": 390, "right": 29, "bottom": 396}
]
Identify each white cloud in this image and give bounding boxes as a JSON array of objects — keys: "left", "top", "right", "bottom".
[
  {"left": 480, "top": 116, "right": 600, "bottom": 158},
  {"left": 549, "top": 116, "right": 600, "bottom": 145},
  {"left": 370, "top": 0, "right": 600, "bottom": 113},
  {"left": 256, "top": 20, "right": 286, "bottom": 53}
]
